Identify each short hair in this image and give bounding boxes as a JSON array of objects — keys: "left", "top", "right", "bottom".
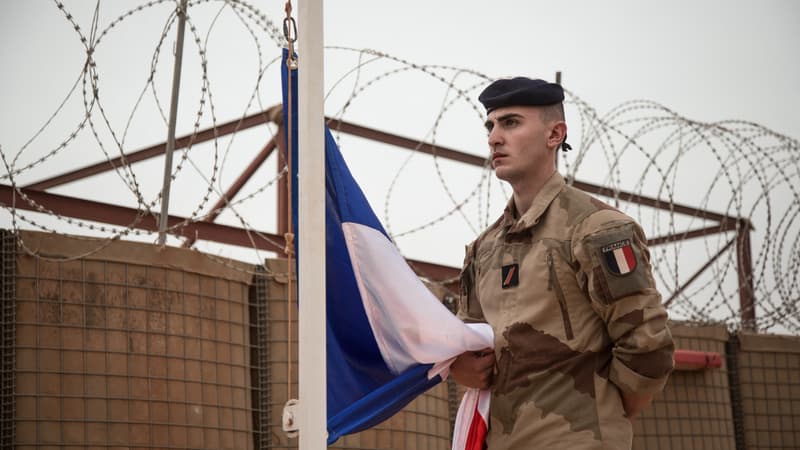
[{"left": 540, "top": 103, "right": 565, "bottom": 124}]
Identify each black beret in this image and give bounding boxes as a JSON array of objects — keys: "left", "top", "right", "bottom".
[{"left": 478, "top": 77, "right": 564, "bottom": 113}]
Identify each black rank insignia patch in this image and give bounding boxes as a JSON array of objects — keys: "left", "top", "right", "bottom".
[{"left": 501, "top": 263, "right": 519, "bottom": 289}]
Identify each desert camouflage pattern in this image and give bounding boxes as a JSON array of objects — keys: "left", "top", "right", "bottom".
[{"left": 457, "top": 172, "right": 674, "bottom": 449}]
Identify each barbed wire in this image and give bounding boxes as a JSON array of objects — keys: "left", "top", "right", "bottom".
[{"left": 1, "top": 1, "right": 797, "bottom": 333}]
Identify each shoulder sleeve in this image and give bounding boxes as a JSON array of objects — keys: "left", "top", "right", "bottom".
[
  {"left": 573, "top": 210, "right": 675, "bottom": 395},
  {"left": 456, "top": 240, "right": 486, "bottom": 323}
]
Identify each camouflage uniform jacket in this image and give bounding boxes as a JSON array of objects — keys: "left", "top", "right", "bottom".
[{"left": 457, "top": 172, "right": 674, "bottom": 449}]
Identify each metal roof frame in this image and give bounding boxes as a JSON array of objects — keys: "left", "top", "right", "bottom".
[{"left": 1, "top": 105, "right": 756, "bottom": 329}]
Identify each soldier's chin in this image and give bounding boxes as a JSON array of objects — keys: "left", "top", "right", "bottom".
[{"left": 493, "top": 166, "right": 513, "bottom": 181}]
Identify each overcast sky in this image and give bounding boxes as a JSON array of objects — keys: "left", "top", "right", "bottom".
[{"left": 326, "top": 0, "right": 800, "bottom": 137}]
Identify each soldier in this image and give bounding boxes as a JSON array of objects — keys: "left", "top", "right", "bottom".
[{"left": 450, "top": 77, "right": 674, "bottom": 449}]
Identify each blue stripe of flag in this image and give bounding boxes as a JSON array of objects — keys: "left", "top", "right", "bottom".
[{"left": 281, "top": 49, "right": 440, "bottom": 444}]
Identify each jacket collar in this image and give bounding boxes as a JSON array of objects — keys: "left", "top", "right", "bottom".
[{"left": 501, "top": 171, "right": 566, "bottom": 234}]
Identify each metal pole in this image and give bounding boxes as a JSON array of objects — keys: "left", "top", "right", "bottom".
[
  {"left": 663, "top": 237, "right": 736, "bottom": 308},
  {"left": 277, "top": 123, "right": 290, "bottom": 236},
  {"left": 736, "top": 219, "right": 756, "bottom": 330},
  {"left": 157, "top": 0, "right": 189, "bottom": 246},
  {"left": 297, "top": 0, "right": 327, "bottom": 448}
]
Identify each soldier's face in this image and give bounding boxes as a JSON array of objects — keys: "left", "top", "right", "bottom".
[{"left": 484, "top": 106, "right": 554, "bottom": 184}]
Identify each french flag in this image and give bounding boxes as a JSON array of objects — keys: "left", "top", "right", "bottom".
[{"left": 281, "top": 49, "right": 492, "bottom": 447}]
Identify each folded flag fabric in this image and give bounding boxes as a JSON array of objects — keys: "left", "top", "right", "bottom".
[
  {"left": 280, "top": 49, "right": 493, "bottom": 445},
  {"left": 452, "top": 388, "right": 491, "bottom": 450}
]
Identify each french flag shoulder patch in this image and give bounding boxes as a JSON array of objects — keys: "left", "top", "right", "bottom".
[{"left": 601, "top": 239, "right": 637, "bottom": 275}]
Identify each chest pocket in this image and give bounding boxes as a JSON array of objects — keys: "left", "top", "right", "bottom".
[
  {"left": 475, "top": 238, "right": 580, "bottom": 343},
  {"left": 542, "top": 239, "right": 611, "bottom": 349},
  {"left": 543, "top": 240, "right": 576, "bottom": 341},
  {"left": 541, "top": 239, "right": 583, "bottom": 340}
]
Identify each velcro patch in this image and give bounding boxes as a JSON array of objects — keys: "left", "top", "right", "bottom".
[
  {"left": 501, "top": 263, "right": 519, "bottom": 289},
  {"left": 601, "top": 239, "right": 637, "bottom": 275},
  {"left": 584, "top": 222, "right": 653, "bottom": 304}
]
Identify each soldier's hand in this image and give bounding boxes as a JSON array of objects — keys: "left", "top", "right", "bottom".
[{"left": 450, "top": 348, "right": 495, "bottom": 389}]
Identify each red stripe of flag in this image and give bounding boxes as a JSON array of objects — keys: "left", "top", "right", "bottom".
[
  {"left": 622, "top": 245, "right": 636, "bottom": 271},
  {"left": 465, "top": 402, "right": 488, "bottom": 450}
]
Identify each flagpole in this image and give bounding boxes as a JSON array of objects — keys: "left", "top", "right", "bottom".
[{"left": 297, "top": 0, "right": 327, "bottom": 448}]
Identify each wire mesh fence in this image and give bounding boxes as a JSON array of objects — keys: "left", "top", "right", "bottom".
[
  {"left": 0, "top": 230, "right": 17, "bottom": 448},
  {"left": 10, "top": 230, "right": 255, "bottom": 448},
  {"left": 634, "top": 324, "right": 736, "bottom": 450},
  {"left": 737, "top": 332, "right": 800, "bottom": 450},
  {"left": 3, "top": 229, "right": 800, "bottom": 449}
]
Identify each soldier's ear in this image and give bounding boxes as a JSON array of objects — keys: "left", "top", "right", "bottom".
[{"left": 547, "top": 122, "right": 567, "bottom": 150}]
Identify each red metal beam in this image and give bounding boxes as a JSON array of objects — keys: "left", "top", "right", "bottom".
[
  {"left": 1, "top": 184, "right": 457, "bottom": 285},
  {"left": 182, "top": 134, "right": 279, "bottom": 248},
  {"left": 648, "top": 222, "right": 738, "bottom": 247},
  {"left": 569, "top": 180, "right": 736, "bottom": 224},
  {"left": 327, "top": 117, "right": 738, "bottom": 224},
  {"left": 327, "top": 118, "right": 487, "bottom": 167},
  {"left": 1, "top": 184, "right": 284, "bottom": 253},
  {"left": 25, "top": 108, "right": 281, "bottom": 191}
]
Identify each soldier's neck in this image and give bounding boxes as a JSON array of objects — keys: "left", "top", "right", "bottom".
[{"left": 511, "top": 168, "right": 557, "bottom": 217}]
